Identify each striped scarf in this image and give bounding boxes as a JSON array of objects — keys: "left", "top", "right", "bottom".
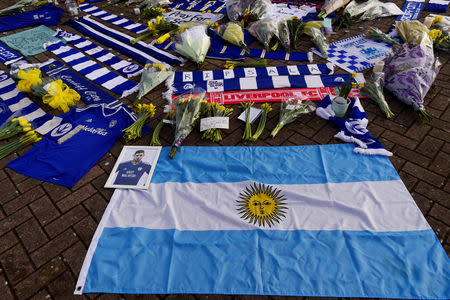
[
  {"left": 425, "top": 0, "right": 449, "bottom": 12},
  {"left": 78, "top": 3, "right": 148, "bottom": 34},
  {"left": 76, "top": 16, "right": 185, "bottom": 65},
  {"left": 169, "top": 0, "right": 226, "bottom": 13},
  {"left": 44, "top": 41, "right": 138, "bottom": 98},
  {"left": 0, "top": 71, "right": 61, "bottom": 135},
  {"left": 54, "top": 29, "right": 143, "bottom": 78}
]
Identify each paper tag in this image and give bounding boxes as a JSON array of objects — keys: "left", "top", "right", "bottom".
[
  {"left": 238, "top": 107, "right": 262, "bottom": 124},
  {"left": 286, "top": 104, "right": 295, "bottom": 110},
  {"left": 200, "top": 117, "right": 229, "bottom": 132},
  {"left": 163, "top": 119, "right": 174, "bottom": 124}
]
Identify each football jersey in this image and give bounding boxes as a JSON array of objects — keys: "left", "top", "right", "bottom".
[
  {"left": 7, "top": 101, "right": 136, "bottom": 187},
  {"left": 113, "top": 161, "right": 152, "bottom": 186}
]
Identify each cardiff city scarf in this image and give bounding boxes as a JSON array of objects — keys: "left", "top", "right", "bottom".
[
  {"left": 0, "top": 25, "right": 62, "bottom": 57},
  {"left": 0, "top": 42, "right": 22, "bottom": 66},
  {"left": 0, "top": 71, "right": 61, "bottom": 135},
  {"left": 78, "top": 3, "right": 148, "bottom": 34},
  {"left": 0, "top": 4, "right": 63, "bottom": 32},
  {"left": 425, "top": 0, "right": 449, "bottom": 12},
  {"left": 393, "top": 0, "right": 425, "bottom": 26},
  {"left": 167, "top": 72, "right": 365, "bottom": 97},
  {"left": 173, "top": 63, "right": 334, "bottom": 82},
  {"left": 77, "top": 16, "right": 185, "bottom": 65},
  {"left": 54, "top": 29, "right": 143, "bottom": 78},
  {"left": 316, "top": 35, "right": 393, "bottom": 73},
  {"left": 316, "top": 95, "right": 392, "bottom": 156},
  {"left": 169, "top": 0, "right": 227, "bottom": 13},
  {"left": 67, "top": 19, "right": 167, "bottom": 66},
  {"left": 74, "top": 144, "right": 450, "bottom": 298},
  {"left": 45, "top": 41, "right": 138, "bottom": 98},
  {"left": 40, "top": 59, "right": 117, "bottom": 104}
]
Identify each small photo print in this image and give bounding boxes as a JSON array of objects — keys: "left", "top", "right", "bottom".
[{"left": 104, "top": 146, "right": 162, "bottom": 189}]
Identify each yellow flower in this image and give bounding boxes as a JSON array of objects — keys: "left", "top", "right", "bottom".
[
  {"left": 18, "top": 118, "right": 30, "bottom": 127},
  {"left": 358, "top": 83, "right": 364, "bottom": 89},
  {"left": 432, "top": 16, "right": 443, "bottom": 27},
  {"left": 23, "top": 126, "right": 32, "bottom": 132},
  {"left": 156, "top": 16, "right": 164, "bottom": 25},
  {"left": 261, "top": 103, "right": 272, "bottom": 113},
  {"left": 205, "top": 20, "right": 210, "bottom": 25},
  {"left": 429, "top": 29, "right": 443, "bottom": 42},
  {"left": 155, "top": 33, "right": 171, "bottom": 44},
  {"left": 148, "top": 21, "right": 156, "bottom": 31},
  {"left": 17, "top": 68, "right": 42, "bottom": 93},
  {"left": 352, "top": 72, "right": 357, "bottom": 79}
]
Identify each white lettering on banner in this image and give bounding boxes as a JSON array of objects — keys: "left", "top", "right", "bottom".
[
  {"left": 163, "top": 9, "right": 224, "bottom": 25},
  {"left": 83, "top": 126, "right": 108, "bottom": 136},
  {"left": 200, "top": 117, "right": 229, "bottom": 132}
]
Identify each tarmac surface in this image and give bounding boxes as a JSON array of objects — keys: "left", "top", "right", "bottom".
[{"left": 0, "top": 0, "right": 448, "bottom": 299}]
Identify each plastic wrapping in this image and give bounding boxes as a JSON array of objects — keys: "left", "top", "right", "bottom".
[
  {"left": 247, "top": 18, "right": 278, "bottom": 49},
  {"left": 277, "top": 19, "right": 290, "bottom": 50},
  {"left": 174, "top": 24, "right": 210, "bottom": 64},
  {"left": 344, "top": 0, "right": 403, "bottom": 20},
  {"left": 396, "top": 21, "right": 433, "bottom": 47},
  {"left": 136, "top": 62, "right": 173, "bottom": 104},
  {"left": 225, "top": 0, "right": 272, "bottom": 21},
  {"left": 271, "top": 97, "right": 315, "bottom": 137},
  {"left": 362, "top": 69, "right": 394, "bottom": 119},
  {"left": 384, "top": 44, "right": 440, "bottom": 121},
  {"left": 215, "top": 22, "right": 249, "bottom": 52}
]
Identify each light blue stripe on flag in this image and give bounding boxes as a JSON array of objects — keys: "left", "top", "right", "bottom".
[{"left": 75, "top": 144, "right": 450, "bottom": 298}]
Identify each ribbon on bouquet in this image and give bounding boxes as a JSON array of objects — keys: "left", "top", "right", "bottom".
[
  {"left": 316, "top": 95, "right": 392, "bottom": 157},
  {"left": 0, "top": 71, "right": 61, "bottom": 135},
  {"left": 78, "top": 3, "right": 148, "bottom": 34},
  {"left": 54, "top": 29, "right": 143, "bottom": 78},
  {"left": 424, "top": 0, "right": 449, "bottom": 12},
  {"left": 77, "top": 16, "right": 185, "bottom": 65},
  {"left": 44, "top": 41, "right": 138, "bottom": 98}
]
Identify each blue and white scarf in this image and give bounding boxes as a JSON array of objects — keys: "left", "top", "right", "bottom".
[
  {"left": 44, "top": 41, "right": 138, "bottom": 98},
  {"left": 0, "top": 4, "right": 63, "bottom": 33},
  {"left": 54, "top": 29, "right": 143, "bottom": 78},
  {"left": 167, "top": 72, "right": 365, "bottom": 97},
  {"left": 78, "top": 3, "right": 148, "bottom": 34},
  {"left": 316, "top": 95, "right": 392, "bottom": 157},
  {"left": 77, "top": 16, "right": 185, "bottom": 65},
  {"left": 0, "top": 41, "right": 22, "bottom": 66},
  {"left": 169, "top": 0, "right": 226, "bottom": 13},
  {"left": 40, "top": 59, "right": 117, "bottom": 105},
  {"left": 425, "top": 0, "right": 449, "bottom": 12},
  {"left": 173, "top": 63, "right": 334, "bottom": 82},
  {"left": 0, "top": 71, "right": 61, "bottom": 135},
  {"left": 393, "top": 0, "right": 425, "bottom": 26}
]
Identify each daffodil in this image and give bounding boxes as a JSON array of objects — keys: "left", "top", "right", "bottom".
[
  {"left": 0, "top": 130, "right": 41, "bottom": 160},
  {"left": 250, "top": 103, "right": 272, "bottom": 141},
  {"left": 17, "top": 68, "right": 42, "bottom": 93},
  {"left": 122, "top": 103, "right": 156, "bottom": 142}
]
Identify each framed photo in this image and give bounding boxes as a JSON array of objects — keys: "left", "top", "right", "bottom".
[{"left": 105, "top": 146, "right": 162, "bottom": 189}]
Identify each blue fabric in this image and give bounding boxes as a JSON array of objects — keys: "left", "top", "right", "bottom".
[
  {"left": 84, "top": 227, "right": 450, "bottom": 298},
  {"left": 0, "top": 5, "right": 62, "bottom": 32},
  {"left": 425, "top": 1, "right": 449, "bottom": 12},
  {"left": 7, "top": 102, "right": 136, "bottom": 187},
  {"left": 114, "top": 161, "right": 152, "bottom": 186},
  {"left": 316, "top": 95, "right": 391, "bottom": 156},
  {"left": 394, "top": 0, "right": 425, "bottom": 25},
  {"left": 0, "top": 41, "right": 22, "bottom": 65},
  {"left": 40, "top": 60, "right": 117, "bottom": 104},
  {"left": 169, "top": 0, "right": 226, "bottom": 13},
  {"left": 150, "top": 144, "right": 399, "bottom": 184}
]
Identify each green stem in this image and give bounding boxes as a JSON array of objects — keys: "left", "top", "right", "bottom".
[
  {"left": 150, "top": 120, "right": 165, "bottom": 146},
  {"left": 242, "top": 107, "right": 252, "bottom": 140},
  {"left": 169, "top": 146, "right": 178, "bottom": 159},
  {"left": 130, "top": 32, "right": 152, "bottom": 45},
  {"left": 271, "top": 123, "right": 284, "bottom": 138},
  {"left": 250, "top": 112, "right": 267, "bottom": 141}
]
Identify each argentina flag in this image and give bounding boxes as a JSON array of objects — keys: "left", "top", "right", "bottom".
[{"left": 75, "top": 144, "right": 450, "bottom": 298}]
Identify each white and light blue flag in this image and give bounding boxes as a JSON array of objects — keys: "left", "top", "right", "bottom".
[{"left": 75, "top": 144, "right": 450, "bottom": 298}]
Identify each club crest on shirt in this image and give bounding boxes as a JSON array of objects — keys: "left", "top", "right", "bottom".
[
  {"left": 51, "top": 123, "right": 73, "bottom": 137},
  {"left": 237, "top": 182, "right": 288, "bottom": 228},
  {"left": 109, "top": 120, "right": 117, "bottom": 128}
]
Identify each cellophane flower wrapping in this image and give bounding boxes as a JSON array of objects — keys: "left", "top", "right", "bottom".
[
  {"left": 362, "top": 71, "right": 394, "bottom": 119},
  {"left": 383, "top": 44, "right": 441, "bottom": 114},
  {"left": 344, "top": 0, "right": 403, "bottom": 20},
  {"left": 169, "top": 88, "right": 208, "bottom": 158},
  {"left": 225, "top": 0, "right": 272, "bottom": 21},
  {"left": 309, "top": 27, "right": 329, "bottom": 58},
  {"left": 277, "top": 19, "right": 290, "bottom": 51},
  {"left": 396, "top": 21, "right": 433, "bottom": 47},
  {"left": 271, "top": 97, "right": 315, "bottom": 137},
  {"left": 137, "top": 62, "right": 173, "bottom": 101},
  {"left": 247, "top": 18, "right": 278, "bottom": 49},
  {"left": 215, "top": 22, "right": 248, "bottom": 50},
  {"left": 174, "top": 24, "right": 210, "bottom": 64}
]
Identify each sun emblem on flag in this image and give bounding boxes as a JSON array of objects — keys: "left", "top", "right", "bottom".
[{"left": 237, "top": 183, "right": 287, "bottom": 227}]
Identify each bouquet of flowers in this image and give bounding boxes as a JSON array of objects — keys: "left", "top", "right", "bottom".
[
  {"left": 343, "top": 0, "right": 403, "bottom": 21},
  {"left": 240, "top": 101, "right": 254, "bottom": 141},
  {"left": 396, "top": 21, "right": 433, "bottom": 47},
  {"left": 169, "top": 89, "right": 208, "bottom": 158},
  {"left": 102, "top": 0, "right": 126, "bottom": 8},
  {"left": 201, "top": 102, "right": 234, "bottom": 142},
  {"left": 362, "top": 68, "right": 394, "bottom": 119},
  {"left": 226, "top": 0, "right": 272, "bottom": 23},
  {"left": 0, "top": 116, "right": 33, "bottom": 140},
  {"left": 304, "top": 21, "right": 329, "bottom": 58},
  {"left": 383, "top": 44, "right": 440, "bottom": 122},
  {"left": 174, "top": 23, "right": 211, "bottom": 65},
  {"left": 250, "top": 103, "right": 271, "bottom": 141},
  {"left": 215, "top": 22, "right": 249, "bottom": 53},
  {"left": 364, "top": 27, "right": 401, "bottom": 47},
  {"left": 150, "top": 110, "right": 175, "bottom": 146},
  {"left": 318, "top": 0, "right": 350, "bottom": 19},
  {"left": 0, "top": 130, "right": 41, "bottom": 160},
  {"left": 429, "top": 29, "right": 450, "bottom": 52},
  {"left": 287, "top": 17, "right": 304, "bottom": 51},
  {"left": 275, "top": 19, "right": 290, "bottom": 51},
  {"left": 131, "top": 16, "right": 178, "bottom": 44},
  {"left": 122, "top": 103, "right": 156, "bottom": 142},
  {"left": 14, "top": 67, "right": 80, "bottom": 113},
  {"left": 135, "top": 62, "right": 173, "bottom": 105},
  {"left": 271, "top": 97, "right": 315, "bottom": 137},
  {"left": 137, "top": 4, "right": 166, "bottom": 20},
  {"left": 247, "top": 18, "right": 278, "bottom": 50}
]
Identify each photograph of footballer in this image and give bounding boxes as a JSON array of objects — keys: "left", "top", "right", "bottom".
[{"left": 105, "top": 146, "right": 161, "bottom": 189}]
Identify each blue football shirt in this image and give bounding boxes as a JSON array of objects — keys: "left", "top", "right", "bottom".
[
  {"left": 7, "top": 101, "right": 136, "bottom": 187},
  {"left": 113, "top": 161, "right": 152, "bottom": 186}
]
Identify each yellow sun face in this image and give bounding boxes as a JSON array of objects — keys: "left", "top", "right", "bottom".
[{"left": 237, "top": 183, "right": 288, "bottom": 227}]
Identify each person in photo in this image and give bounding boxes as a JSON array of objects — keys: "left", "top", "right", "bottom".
[{"left": 114, "top": 149, "right": 152, "bottom": 186}]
